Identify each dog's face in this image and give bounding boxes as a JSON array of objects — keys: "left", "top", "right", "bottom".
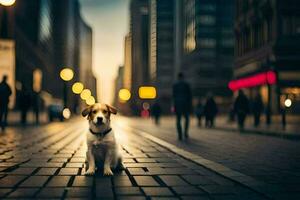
[{"left": 82, "top": 103, "right": 117, "bottom": 133}]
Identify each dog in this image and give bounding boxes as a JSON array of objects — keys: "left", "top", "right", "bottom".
[{"left": 82, "top": 103, "right": 124, "bottom": 176}]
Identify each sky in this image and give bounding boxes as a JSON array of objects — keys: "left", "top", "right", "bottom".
[{"left": 79, "top": 0, "right": 130, "bottom": 104}]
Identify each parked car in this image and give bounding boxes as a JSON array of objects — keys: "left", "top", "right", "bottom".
[{"left": 48, "top": 104, "right": 64, "bottom": 122}]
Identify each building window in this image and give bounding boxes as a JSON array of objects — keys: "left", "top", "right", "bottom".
[
  {"left": 282, "top": 15, "right": 300, "bottom": 35},
  {"left": 198, "top": 38, "right": 216, "bottom": 48},
  {"left": 184, "top": 0, "right": 196, "bottom": 53},
  {"left": 197, "top": 15, "right": 216, "bottom": 26}
]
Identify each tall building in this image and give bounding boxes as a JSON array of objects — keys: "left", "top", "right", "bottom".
[
  {"left": 232, "top": 0, "right": 300, "bottom": 113},
  {"left": 0, "top": 0, "right": 96, "bottom": 111},
  {"left": 126, "top": 0, "right": 150, "bottom": 115},
  {"left": 149, "top": 0, "right": 176, "bottom": 113},
  {"left": 181, "top": 0, "right": 234, "bottom": 108},
  {"left": 79, "top": 16, "right": 97, "bottom": 107}
]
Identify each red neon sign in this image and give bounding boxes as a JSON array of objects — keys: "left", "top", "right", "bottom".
[{"left": 228, "top": 71, "right": 277, "bottom": 91}]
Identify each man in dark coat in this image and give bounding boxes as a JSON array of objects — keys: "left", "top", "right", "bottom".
[
  {"left": 151, "top": 101, "right": 162, "bottom": 125},
  {"left": 252, "top": 93, "right": 264, "bottom": 127},
  {"left": 234, "top": 90, "right": 250, "bottom": 131},
  {"left": 19, "top": 86, "right": 31, "bottom": 126},
  {"left": 172, "top": 73, "right": 192, "bottom": 140},
  {"left": 0, "top": 75, "right": 12, "bottom": 131},
  {"left": 203, "top": 94, "right": 218, "bottom": 128}
]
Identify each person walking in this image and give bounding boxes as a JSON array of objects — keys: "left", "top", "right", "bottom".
[
  {"left": 203, "top": 94, "right": 218, "bottom": 128},
  {"left": 32, "top": 91, "right": 41, "bottom": 124},
  {"left": 172, "top": 72, "right": 192, "bottom": 140},
  {"left": 252, "top": 93, "right": 264, "bottom": 127},
  {"left": 19, "top": 86, "right": 31, "bottom": 126},
  {"left": 195, "top": 99, "right": 204, "bottom": 127},
  {"left": 0, "top": 75, "right": 12, "bottom": 131},
  {"left": 234, "top": 90, "right": 250, "bottom": 131},
  {"left": 151, "top": 101, "right": 162, "bottom": 125}
]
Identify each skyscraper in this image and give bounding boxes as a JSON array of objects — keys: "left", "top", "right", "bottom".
[
  {"left": 181, "top": 0, "right": 234, "bottom": 107},
  {"left": 149, "top": 0, "right": 176, "bottom": 113}
]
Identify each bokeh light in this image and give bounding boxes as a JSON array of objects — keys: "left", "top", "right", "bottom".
[
  {"left": 80, "top": 89, "right": 91, "bottom": 100},
  {"left": 0, "top": 0, "right": 16, "bottom": 6},
  {"left": 60, "top": 68, "right": 74, "bottom": 81},
  {"left": 119, "top": 89, "right": 131, "bottom": 102},
  {"left": 139, "top": 86, "right": 157, "bottom": 99},
  {"left": 72, "top": 82, "right": 84, "bottom": 94},
  {"left": 62, "top": 108, "right": 71, "bottom": 119},
  {"left": 86, "top": 96, "right": 95, "bottom": 105},
  {"left": 284, "top": 99, "right": 292, "bottom": 108}
]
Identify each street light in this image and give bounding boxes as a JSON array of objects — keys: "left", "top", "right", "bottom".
[
  {"left": 119, "top": 89, "right": 131, "bottom": 102},
  {"left": 80, "top": 89, "right": 91, "bottom": 100},
  {"left": 138, "top": 86, "right": 157, "bottom": 99},
  {"left": 0, "top": 0, "right": 16, "bottom": 6},
  {"left": 60, "top": 68, "right": 74, "bottom": 81},
  {"left": 72, "top": 82, "right": 84, "bottom": 94},
  {"left": 59, "top": 67, "right": 74, "bottom": 108},
  {"left": 86, "top": 96, "right": 95, "bottom": 106}
]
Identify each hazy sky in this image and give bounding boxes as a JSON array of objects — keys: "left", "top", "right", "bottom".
[{"left": 80, "top": 0, "right": 130, "bottom": 104}]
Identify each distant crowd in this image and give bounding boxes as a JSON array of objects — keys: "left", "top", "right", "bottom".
[
  {"left": 0, "top": 75, "right": 42, "bottom": 132},
  {"left": 151, "top": 73, "right": 265, "bottom": 140}
]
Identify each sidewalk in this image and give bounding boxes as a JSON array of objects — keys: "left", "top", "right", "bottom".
[
  {"left": 0, "top": 118, "right": 268, "bottom": 199},
  {"left": 211, "top": 114, "right": 300, "bottom": 139},
  {"left": 6, "top": 111, "right": 49, "bottom": 126}
]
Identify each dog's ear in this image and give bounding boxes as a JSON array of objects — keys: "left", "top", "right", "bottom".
[
  {"left": 105, "top": 104, "right": 118, "bottom": 115},
  {"left": 82, "top": 106, "right": 91, "bottom": 117}
]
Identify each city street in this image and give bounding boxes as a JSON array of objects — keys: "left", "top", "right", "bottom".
[{"left": 0, "top": 117, "right": 271, "bottom": 200}]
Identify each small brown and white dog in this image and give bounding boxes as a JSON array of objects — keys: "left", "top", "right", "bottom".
[{"left": 82, "top": 103, "right": 124, "bottom": 176}]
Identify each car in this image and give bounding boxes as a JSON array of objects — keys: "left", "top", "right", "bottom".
[{"left": 48, "top": 104, "right": 64, "bottom": 122}]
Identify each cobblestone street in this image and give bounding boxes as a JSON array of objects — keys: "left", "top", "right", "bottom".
[{"left": 0, "top": 117, "right": 270, "bottom": 199}]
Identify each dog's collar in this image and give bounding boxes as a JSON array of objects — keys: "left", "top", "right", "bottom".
[{"left": 89, "top": 128, "right": 112, "bottom": 136}]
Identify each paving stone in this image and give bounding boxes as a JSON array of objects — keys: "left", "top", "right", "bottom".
[
  {"left": 172, "top": 186, "right": 206, "bottom": 195},
  {"left": 95, "top": 177, "right": 112, "bottom": 187},
  {"left": 0, "top": 188, "right": 11, "bottom": 197},
  {"left": 142, "top": 187, "right": 173, "bottom": 196},
  {"left": 47, "top": 176, "right": 71, "bottom": 187},
  {"left": 20, "top": 175, "right": 49, "bottom": 187},
  {"left": 72, "top": 176, "right": 93, "bottom": 187},
  {"left": 9, "top": 167, "right": 36, "bottom": 175},
  {"left": 65, "top": 163, "right": 84, "bottom": 168},
  {"left": 115, "top": 187, "right": 142, "bottom": 195},
  {"left": 36, "top": 187, "right": 65, "bottom": 198},
  {"left": 50, "top": 158, "right": 69, "bottom": 162},
  {"left": 70, "top": 157, "right": 86, "bottom": 162},
  {"left": 200, "top": 185, "right": 236, "bottom": 194},
  {"left": 159, "top": 175, "right": 189, "bottom": 186},
  {"left": 181, "top": 196, "right": 210, "bottom": 200},
  {"left": 0, "top": 175, "right": 26, "bottom": 187},
  {"left": 114, "top": 176, "right": 133, "bottom": 186},
  {"left": 128, "top": 168, "right": 149, "bottom": 175},
  {"left": 118, "top": 196, "right": 146, "bottom": 200},
  {"left": 182, "top": 175, "right": 216, "bottom": 185},
  {"left": 36, "top": 168, "right": 58, "bottom": 175},
  {"left": 66, "top": 187, "right": 92, "bottom": 197},
  {"left": 134, "top": 176, "right": 159, "bottom": 186},
  {"left": 95, "top": 186, "right": 114, "bottom": 198},
  {"left": 8, "top": 188, "right": 39, "bottom": 198},
  {"left": 136, "top": 158, "right": 157, "bottom": 163},
  {"left": 59, "top": 168, "right": 79, "bottom": 175}
]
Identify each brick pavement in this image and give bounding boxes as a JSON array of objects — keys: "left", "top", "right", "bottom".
[{"left": 0, "top": 118, "right": 268, "bottom": 199}]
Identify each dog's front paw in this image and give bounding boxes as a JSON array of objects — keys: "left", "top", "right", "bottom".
[
  {"left": 103, "top": 168, "right": 113, "bottom": 176},
  {"left": 84, "top": 168, "right": 95, "bottom": 176}
]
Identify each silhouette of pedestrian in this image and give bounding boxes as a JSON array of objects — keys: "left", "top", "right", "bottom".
[
  {"left": 203, "top": 94, "right": 218, "bottom": 128},
  {"left": 19, "top": 86, "right": 31, "bottom": 126},
  {"left": 32, "top": 91, "right": 41, "bottom": 124},
  {"left": 252, "top": 93, "right": 264, "bottom": 127},
  {"left": 0, "top": 75, "right": 12, "bottom": 131},
  {"left": 195, "top": 99, "right": 204, "bottom": 127},
  {"left": 151, "top": 101, "right": 162, "bottom": 125},
  {"left": 172, "top": 72, "right": 192, "bottom": 140},
  {"left": 234, "top": 90, "right": 250, "bottom": 131}
]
